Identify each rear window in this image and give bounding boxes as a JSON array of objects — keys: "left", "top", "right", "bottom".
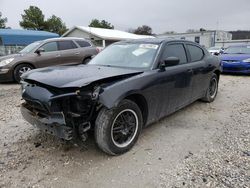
[
  {"left": 75, "top": 40, "right": 91, "bottom": 47},
  {"left": 187, "top": 44, "right": 204, "bottom": 62},
  {"left": 58, "top": 40, "right": 77, "bottom": 50}
]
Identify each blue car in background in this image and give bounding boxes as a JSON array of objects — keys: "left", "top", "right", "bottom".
[{"left": 220, "top": 45, "right": 250, "bottom": 74}]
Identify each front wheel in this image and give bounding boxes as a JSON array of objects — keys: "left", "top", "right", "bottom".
[
  {"left": 201, "top": 73, "right": 219, "bottom": 103},
  {"left": 14, "top": 64, "right": 33, "bottom": 83},
  {"left": 95, "top": 99, "right": 143, "bottom": 155}
]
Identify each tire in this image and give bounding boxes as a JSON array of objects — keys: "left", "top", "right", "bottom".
[
  {"left": 82, "top": 57, "right": 91, "bottom": 64},
  {"left": 14, "top": 64, "right": 33, "bottom": 83},
  {"left": 201, "top": 73, "right": 219, "bottom": 103},
  {"left": 95, "top": 99, "right": 143, "bottom": 155}
]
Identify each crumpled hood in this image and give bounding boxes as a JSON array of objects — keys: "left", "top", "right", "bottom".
[
  {"left": 22, "top": 65, "right": 143, "bottom": 88},
  {"left": 219, "top": 54, "right": 250, "bottom": 61}
]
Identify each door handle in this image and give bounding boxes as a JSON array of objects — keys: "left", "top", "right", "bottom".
[
  {"left": 187, "top": 69, "right": 193, "bottom": 73},
  {"left": 56, "top": 54, "right": 61, "bottom": 57},
  {"left": 75, "top": 52, "right": 80, "bottom": 55}
]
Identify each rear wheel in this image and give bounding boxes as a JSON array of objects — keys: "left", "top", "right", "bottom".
[
  {"left": 82, "top": 57, "right": 91, "bottom": 64},
  {"left": 14, "top": 64, "right": 33, "bottom": 83},
  {"left": 95, "top": 99, "right": 143, "bottom": 155},
  {"left": 201, "top": 73, "right": 218, "bottom": 102}
]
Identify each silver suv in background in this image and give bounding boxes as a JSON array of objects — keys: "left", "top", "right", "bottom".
[{"left": 0, "top": 37, "right": 99, "bottom": 82}]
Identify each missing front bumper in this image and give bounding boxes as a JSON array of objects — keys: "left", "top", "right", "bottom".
[{"left": 21, "top": 104, "right": 73, "bottom": 140}]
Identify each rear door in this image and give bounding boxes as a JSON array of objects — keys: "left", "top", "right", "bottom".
[
  {"left": 156, "top": 42, "right": 193, "bottom": 118},
  {"left": 185, "top": 43, "right": 209, "bottom": 100},
  {"left": 33, "top": 41, "right": 60, "bottom": 68},
  {"left": 74, "top": 40, "right": 97, "bottom": 62},
  {"left": 57, "top": 40, "right": 82, "bottom": 65}
]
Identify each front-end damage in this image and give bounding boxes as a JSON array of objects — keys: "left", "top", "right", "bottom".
[
  {"left": 21, "top": 81, "right": 103, "bottom": 142},
  {"left": 20, "top": 70, "right": 143, "bottom": 142}
]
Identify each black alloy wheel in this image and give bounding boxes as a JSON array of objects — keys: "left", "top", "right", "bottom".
[{"left": 95, "top": 99, "right": 143, "bottom": 155}]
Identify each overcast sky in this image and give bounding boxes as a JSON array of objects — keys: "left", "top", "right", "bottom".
[{"left": 0, "top": 0, "right": 249, "bottom": 34}]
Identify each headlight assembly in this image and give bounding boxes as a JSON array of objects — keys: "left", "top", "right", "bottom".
[{"left": 0, "top": 58, "right": 14, "bottom": 66}]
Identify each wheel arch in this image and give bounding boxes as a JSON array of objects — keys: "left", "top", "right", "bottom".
[
  {"left": 12, "top": 62, "right": 36, "bottom": 79},
  {"left": 99, "top": 90, "right": 148, "bottom": 126},
  {"left": 214, "top": 69, "right": 221, "bottom": 81},
  {"left": 82, "top": 56, "right": 92, "bottom": 63},
  {"left": 13, "top": 62, "right": 36, "bottom": 71},
  {"left": 123, "top": 93, "right": 148, "bottom": 126}
]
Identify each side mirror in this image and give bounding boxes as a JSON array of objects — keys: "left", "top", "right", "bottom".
[
  {"left": 35, "top": 48, "right": 45, "bottom": 55},
  {"left": 160, "top": 57, "right": 180, "bottom": 69}
]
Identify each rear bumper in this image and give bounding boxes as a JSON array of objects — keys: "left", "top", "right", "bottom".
[
  {"left": 0, "top": 68, "right": 13, "bottom": 82},
  {"left": 21, "top": 103, "right": 73, "bottom": 140}
]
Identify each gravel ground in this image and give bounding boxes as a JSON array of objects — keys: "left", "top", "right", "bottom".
[{"left": 0, "top": 75, "right": 249, "bottom": 188}]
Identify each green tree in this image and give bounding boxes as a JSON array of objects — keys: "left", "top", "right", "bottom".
[
  {"left": 19, "top": 6, "right": 46, "bottom": 30},
  {"left": 133, "top": 25, "right": 152, "bottom": 35},
  {"left": 89, "top": 19, "right": 114, "bottom": 29},
  {"left": 0, "top": 12, "right": 7, "bottom": 28},
  {"left": 19, "top": 6, "right": 68, "bottom": 35},
  {"left": 46, "top": 15, "right": 68, "bottom": 35}
]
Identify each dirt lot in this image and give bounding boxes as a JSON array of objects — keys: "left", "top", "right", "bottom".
[{"left": 0, "top": 75, "right": 249, "bottom": 188}]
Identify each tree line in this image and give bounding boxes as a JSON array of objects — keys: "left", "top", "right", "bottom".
[
  {"left": 2, "top": 6, "right": 250, "bottom": 38},
  {"left": 0, "top": 6, "right": 153, "bottom": 36}
]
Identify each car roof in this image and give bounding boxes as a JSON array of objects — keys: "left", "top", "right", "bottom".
[
  {"left": 117, "top": 38, "right": 199, "bottom": 45},
  {"left": 42, "top": 37, "right": 87, "bottom": 42},
  {"left": 125, "top": 38, "right": 166, "bottom": 44}
]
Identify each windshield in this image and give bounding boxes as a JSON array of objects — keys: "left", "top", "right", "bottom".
[
  {"left": 89, "top": 43, "right": 159, "bottom": 69},
  {"left": 224, "top": 46, "right": 250, "bottom": 54},
  {"left": 20, "top": 41, "right": 42, "bottom": 53}
]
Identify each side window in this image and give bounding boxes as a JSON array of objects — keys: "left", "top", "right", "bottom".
[
  {"left": 40, "top": 42, "right": 58, "bottom": 52},
  {"left": 58, "top": 41, "right": 77, "bottom": 50},
  {"left": 187, "top": 44, "right": 204, "bottom": 62},
  {"left": 161, "top": 44, "right": 187, "bottom": 64},
  {"left": 75, "top": 40, "right": 91, "bottom": 47}
]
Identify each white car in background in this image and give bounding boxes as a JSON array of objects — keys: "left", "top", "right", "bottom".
[{"left": 208, "top": 46, "right": 224, "bottom": 55}]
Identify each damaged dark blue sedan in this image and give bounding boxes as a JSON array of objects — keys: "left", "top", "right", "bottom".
[{"left": 20, "top": 39, "right": 222, "bottom": 155}]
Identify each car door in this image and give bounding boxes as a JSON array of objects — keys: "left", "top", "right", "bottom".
[
  {"left": 75, "top": 40, "right": 95, "bottom": 62},
  {"left": 185, "top": 43, "right": 209, "bottom": 100},
  {"left": 57, "top": 40, "right": 82, "bottom": 65},
  {"left": 33, "top": 41, "right": 61, "bottom": 68},
  {"left": 156, "top": 42, "right": 193, "bottom": 118}
]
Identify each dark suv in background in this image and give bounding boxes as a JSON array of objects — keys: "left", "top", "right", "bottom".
[{"left": 0, "top": 37, "right": 98, "bottom": 82}]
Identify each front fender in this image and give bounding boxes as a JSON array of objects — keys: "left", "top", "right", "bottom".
[
  {"left": 97, "top": 72, "right": 152, "bottom": 109},
  {"left": 99, "top": 88, "right": 144, "bottom": 109}
]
